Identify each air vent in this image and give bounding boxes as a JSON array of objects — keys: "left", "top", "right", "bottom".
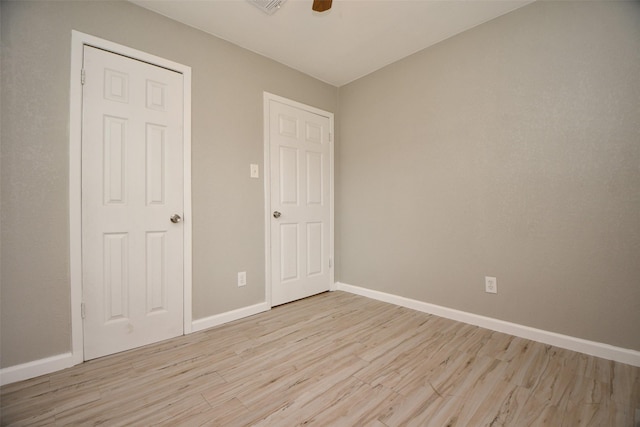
[{"left": 247, "top": 0, "right": 286, "bottom": 15}]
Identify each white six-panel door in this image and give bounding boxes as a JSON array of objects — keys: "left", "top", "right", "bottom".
[
  {"left": 82, "top": 46, "right": 184, "bottom": 360},
  {"left": 269, "top": 99, "right": 332, "bottom": 306}
]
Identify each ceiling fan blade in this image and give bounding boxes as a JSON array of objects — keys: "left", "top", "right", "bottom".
[{"left": 312, "top": 0, "right": 332, "bottom": 12}]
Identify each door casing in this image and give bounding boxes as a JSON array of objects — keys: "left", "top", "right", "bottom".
[
  {"left": 69, "top": 31, "right": 192, "bottom": 364},
  {"left": 263, "top": 92, "right": 335, "bottom": 307}
]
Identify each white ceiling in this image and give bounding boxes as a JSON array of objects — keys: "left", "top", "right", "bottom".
[{"left": 131, "top": 0, "right": 534, "bottom": 87}]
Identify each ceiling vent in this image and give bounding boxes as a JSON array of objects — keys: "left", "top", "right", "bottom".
[{"left": 247, "top": 0, "right": 286, "bottom": 15}]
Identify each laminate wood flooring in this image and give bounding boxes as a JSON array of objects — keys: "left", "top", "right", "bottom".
[{"left": 2, "top": 291, "right": 639, "bottom": 426}]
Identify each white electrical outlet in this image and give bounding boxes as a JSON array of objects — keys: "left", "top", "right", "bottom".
[
  {"left": 250, "top": 164, "right": 259, "bottom": 178},
  {"left": 238, "top": 271, "right": 247, "bottom": 287},
  {"left": 485, "top": 276, "right": 497, "bottom": 294}
]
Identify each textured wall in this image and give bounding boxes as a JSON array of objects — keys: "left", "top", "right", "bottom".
[
  {"left": 0, "top": 1, "right": 337, "bottom": 367},
  {"left": 337, "top": 1, "right": 640, "bottom": 350}
]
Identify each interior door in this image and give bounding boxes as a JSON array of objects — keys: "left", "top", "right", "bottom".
[
  {"left": 269, "top": 99, "right": 332, "bottom": 306},
  {"left": 81, "top": 46, "right": 184, "bottom": 360}
]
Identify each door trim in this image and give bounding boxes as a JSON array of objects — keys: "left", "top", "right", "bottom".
[
  {"left": 69, "top": 31, "right": 192, "bottom": 364},
  {"left": 263, "top": 92, "right": 335, "bottom": 307}
]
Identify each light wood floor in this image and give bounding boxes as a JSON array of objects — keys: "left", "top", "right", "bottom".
[{"left": 2, "top": 291, "right": 639, "bottom": 426}]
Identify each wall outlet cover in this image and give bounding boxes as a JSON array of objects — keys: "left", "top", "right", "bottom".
[
  {"left": 238, "top": 271, "right": 247, "bottom": 287},
  {"left": 250, "top": 164, "right": 259, "bottom": 178},
  {"left": 485, "top": 276, "right": 497, "bottom": 294}
]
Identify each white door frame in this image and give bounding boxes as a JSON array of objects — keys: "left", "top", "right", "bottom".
[
  {"left": 263, "top": 92, "right": 335, "bottom": 307},
  {"left": 69, "top": 31, "right": 192, "bottom": 364}
]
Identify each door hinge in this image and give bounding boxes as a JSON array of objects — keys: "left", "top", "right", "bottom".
[
  {"left": 329, "top": 258, "right": 332, "bottom": 268},
  {"left": 329, "top": 132, "right": 333, "bottom": 142},
  {"left": 81, "top": 69, "right": 86, "bottom": 85},
  {"left": 81, "top": 302, "right": 86, "bottom": 319}
]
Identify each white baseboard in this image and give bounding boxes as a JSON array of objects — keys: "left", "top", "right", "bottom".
[
  {"left": 335, "top": 282, "right": 640, "bottom": 367},
  {"left": 5, "top": 287, "right": 637, "bottom": 387},
  {"left": 0, "top": 352, "right": 75, "bottom": 386},
  {"left": 2, "top": 302, "right": 270, "bottom": 386},
  {"left": 191, "top": 301, "right": 271, "bottom": 333}
]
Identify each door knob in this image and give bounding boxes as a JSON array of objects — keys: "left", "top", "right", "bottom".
[
  {"left": 170, "top": 214, "right": 182, "bottom": 223},
  {"left": 273, "top": 211, "right": 281, "bottom": 219}
]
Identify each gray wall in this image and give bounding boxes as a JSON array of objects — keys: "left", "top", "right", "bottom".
[
  {"left": 338, "top": 1, "right": 640, "bottom": 351},
  {"left": 0, "top": 1, "right": 337, "bottom": 367},
  {"left": 3, "top": 0, "right": 639, "bottom": 370}
]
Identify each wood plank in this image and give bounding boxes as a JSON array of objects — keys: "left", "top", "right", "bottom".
[{"left": 1, "top": 291, "right": 637, "bottom": 426}]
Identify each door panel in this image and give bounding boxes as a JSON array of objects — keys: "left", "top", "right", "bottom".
[
  {"left": 280, "top": 146, "right": 299, "bottom": 204},
  {"left": 145, "top": 124, "right": 167, "bottom": 205},
  {"left": 270, "top": 99, "right": 332, "bottom": 306},
  {"left": 306, "top": 222, "right": 323, "bottom": 276},
  {"left": 280, "top": 224, "right": 300, "bottom": 282},
  {"left": 104, "top": 233, "right": 129, "bottom": 321},
  {"left": 146, "top": 231, "right": 168, "bottom": 313},
  {"left": 82, "top": 46, "right": 184, "bottom": 360},
  {"left": 103, "top": 116, "right": 127, "bottom": 204},
  {"left": 306, "top": 152, "right": 323, "bottom": 205}
]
